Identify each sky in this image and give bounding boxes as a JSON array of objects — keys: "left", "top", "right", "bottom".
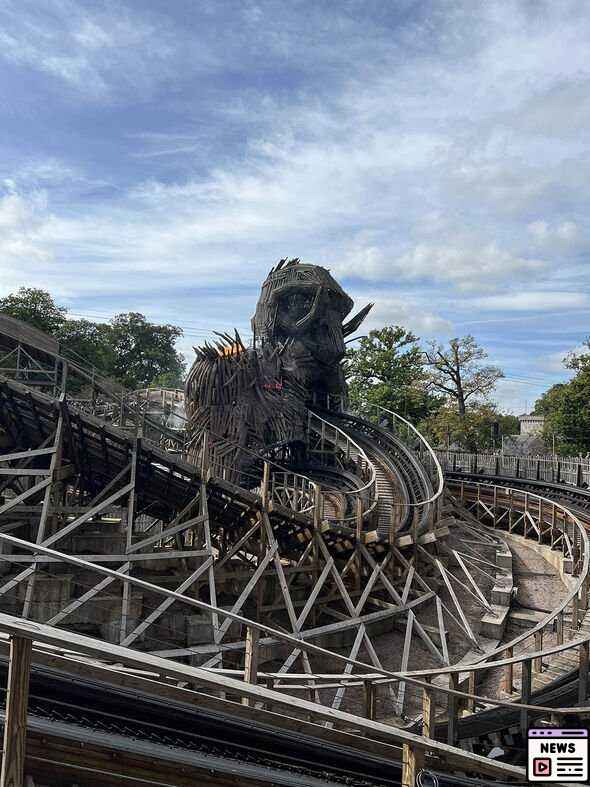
[{"left": 0, "top": 0, "right": 589, "bottom": 413}]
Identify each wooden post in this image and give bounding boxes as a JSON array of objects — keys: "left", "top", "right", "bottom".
[
  {"left": 520, "top": 659, "right": 532, "bottom": 736},
  {"left": 556, "top": 612, "right": 564, "bottom": 645},
  {"left": 447, "top": 672, "right": 459, "bottom": 746},
  {"left": 573, "top": 592, "right": 580, "bottom": 632},
  {"left": 578, "top": 640, "right": 589, "bottom": 704},
  {"left": 466, "top": 670, "right": 476, "bottom": 714},
  {"left": 261, "top": 461, "right": 270, "bottom": 509},
  {"left": 264, "top": 677, "right": 274, "bottom": 712},
  {"left": 242, "top": 626, "right": 260, "bottom": 707},
  {"left": 503, "top": 646, "right": 514, "bottom": 694},
  {"left": 422, "top": 679, "right": 436, "bottom": 739},
  {"left": 533, "top": 631, "right": 543, "bottom": 673},
  {"left": 363, "top": 680, "right": 377, "bottom": 721},
  {"left": 401, "top": 743, "right": 425, "bottom": 787},
  {"left": 1, "top": 636, "right": 32, "bottom": 787}
]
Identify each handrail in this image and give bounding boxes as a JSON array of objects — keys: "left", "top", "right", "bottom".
[
  {"left": 365, "top": 403, "right": 444, "bottom": 508},
  {"left": 451, "top": 480, "right": 590, "bottom": 666},
  {"left": 435, "top": 448, "right": 590, "bottom": 489},
  {"left": 0, "top": 528, "right": 588, "bottom": 726},
  {"left": 308, "top": 410, "right": 376, "bottom": 495},
  {"left": 0, "top": 611, "right": 526, "bottom": 782},
  {"left": 307, "top": 410, "right": 378, "bottom": 526}
]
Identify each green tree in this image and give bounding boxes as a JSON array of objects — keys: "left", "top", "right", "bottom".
[
  {"left": 0, "top": 287, "right": 67, "bottom": 335},
  {"left": 535, "top": 370, "right": 590, "bottom": 454},
  {"left": 419, "top": 403, "right": 517, "bottom": 451},
  {"left": 57, "top": 319, "right": 116, "bottom": 374},
  {"left": 565, "top": 338, "right": 590, "bottom": 372},
  {"left": 109, "top": 312, "right": 185, "bottom": 389},
  {"left": 423, "top": 335, "right": 504, "bottom": 417},
  {"left": 345, "top": 326, "right": 442, "bottom": 423},
  {"left": 0, "top": 287, "right": 186, "bottom": 391}
]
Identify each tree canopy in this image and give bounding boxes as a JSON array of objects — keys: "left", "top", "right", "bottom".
[
  {"left": 423, "top": 336, "right": 504, "bottom": 417},
  {"left": 534, "top": 345, "right": 590, "bottom": 454},
  {"left": 418, "top": 403, "right": 519, "bottom": 452},
  {"left": 345, "top": 326, "right": 442, "bottom": 423},
  {"left": 0, "top": 287, "right": 186, "bottom": 391},
  {"left": 0, "top": 287, "right": 67, "bottom": 335}
]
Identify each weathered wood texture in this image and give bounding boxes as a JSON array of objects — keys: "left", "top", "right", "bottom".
[{"left": 1, "top": 636, "right": 32, "bottom": 787}]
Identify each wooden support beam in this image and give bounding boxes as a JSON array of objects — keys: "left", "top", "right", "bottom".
[
  {"left": 578, "top": 640, "right": 589, "bottom": 704},
  {"left": 363, "top": 680, "right": 376, "bottom": 721},
  {"left": 422, "top": 678, "right": 436, "bottom": 739},
  {"left": 401, "top": 743, "right": 425, "bottom": 787},
  {"left": 520, "top": 659, "right": 532, "bottom": 736},
  {"left": 533, "top": 631, "right": 543, "bottom": 674},
  {"left": 503, "top": 646, "right": 514, "bottom": 694},
  {"left": 447, "top": 672, "right": 459, "bottom": 746},
  {"left": 242, "top": 626, "right": 260, "bottom": 707},
  {"left": 0, "top": 636, "right": 32, "bottom": 787}
]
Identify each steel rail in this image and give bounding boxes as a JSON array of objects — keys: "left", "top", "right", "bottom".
[{"left": 365, "top": 403, "right": 444, "bottom": 508}]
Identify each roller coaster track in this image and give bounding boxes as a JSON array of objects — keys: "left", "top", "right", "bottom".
[{"left": 4, "top": 314, "right": 589, "bottom": 783}]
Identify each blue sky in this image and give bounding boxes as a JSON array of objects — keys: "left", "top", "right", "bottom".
[{"left": 1, "top": 0, "right": 589, "bottom": 412}]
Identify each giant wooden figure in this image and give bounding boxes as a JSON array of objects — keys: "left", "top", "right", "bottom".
[{"left": 185, "top": 259, "right": 372, "bottom": 475}]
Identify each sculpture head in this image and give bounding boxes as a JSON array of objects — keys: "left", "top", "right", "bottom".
[{"left": 252, "top": 258, "right": 372, "bottom": 394}]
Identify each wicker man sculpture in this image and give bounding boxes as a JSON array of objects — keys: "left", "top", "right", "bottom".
[{"left": 185, "top": 259, "right": 372, "bottom": 478}]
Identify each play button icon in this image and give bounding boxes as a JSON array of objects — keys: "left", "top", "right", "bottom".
[{"left": 533, "top": 758, "right": 552, "bottom": 777}]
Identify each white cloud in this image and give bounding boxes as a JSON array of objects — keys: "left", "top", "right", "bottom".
[
  {"left": 527, "top": 219, "right": 584, "bottom": 249},
  {"left": 391, "top": 243, "right": 546, "bottom": 291},
  {"left": 472, "top": 292, "right": 590, "bottom": 311},
  {"left": 352, "top": 295, "right": 452, "bottom": 337},
  {"left": 0, "top": 1, "right": 179, "bottom": 99},
  {"left": 0, "top": 0, "right": 589, "bottom": 388}
]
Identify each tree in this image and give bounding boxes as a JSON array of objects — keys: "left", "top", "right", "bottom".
[
  {"left": 535, "top": 370, "right": 590, "bottom": 455},
  {"left": 345, "top": 326, "right": 442, "bottom": 423},
  {"left": 57, "top": 319, "right": 116, "bottom": 374},
  {"left": 565, "top": 338, "right": 590, "bottom": 372},
  {"left": 419, "top": 403, "right": 518, "bottom": 452},
  {"left": 109, "top": 312, "right": 185, "bottom": 389},
  {"left": 0, "top": 287, "right": 67, "bottom": 335},
  {"left": 0, "top": 287, "right": 187, "bottom": 391},
  {"left": 423, "top": 335, "right": 504, "bottom": 417}
]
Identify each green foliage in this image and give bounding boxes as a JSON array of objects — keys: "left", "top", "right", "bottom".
[
  {"left": 0, "top": 287, "right": 67, "bottom": 334},
  {"left": 57, "top": 319, "right": 116, "bottom": 373},
  {"left": 535, "top": 368, "right": 590, "bottom": 454},
  {"left": 345, "top": 326, "right": 442, "bottom": 423},
  {"left": 565, "top": 338, "right": 590, "bottom": 373},
  {"left": 0, "top": 287, "right": 186, "bottom": 391},
  {"left": 109, "top": 312, "right": 185, "bottom": 390},
  {"left": 419, "top": 403, "right": 517, "bottom": 451}
]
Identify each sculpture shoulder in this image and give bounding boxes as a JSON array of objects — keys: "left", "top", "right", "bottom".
[{"left": 185, "top": 343, "right": 257, "bottom": 409}]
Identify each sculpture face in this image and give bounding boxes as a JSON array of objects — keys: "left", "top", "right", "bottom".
[{"left": 252, "top": 259, "right": 372, "bottom": 392}]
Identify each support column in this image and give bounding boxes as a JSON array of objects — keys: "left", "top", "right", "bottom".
[
  {"left": 533, "top": 631, "right": 543, "bottom": 673},
  {"left": 242, "top": 626, "right": 259, "bottom": 707},
  {"left": 503, "top": 646, "right": 514, "bottom": 694},
  {"left": 422, "top": 678, "right": 436, "bottom": 738},
  {"left": 363, "top": 680, "right": 377, "bottom": 721},
  {"left": 1, "top": 636, "right": 32, "bottom": 787},
  {"left": 578, "top": 640, "right": 589, "bottom": 704},
  {"left": 520, "top": 659, "right": 532, "bottom": 736},
  {"left": 447, "top": 672, "right": 459, "bottom": 746},
  {"left": 401, "top": 743, "right": 425, "bottom": 787}
]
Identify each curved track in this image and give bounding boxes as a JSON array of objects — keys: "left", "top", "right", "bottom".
[
  {"left": 2, "top": 315, "right": 569, "bottom": 784},
  {"left": 427, "top": 469, "right": 590, "bottom": 757},
  {"left": 322, "top": 410, "right": 435, "bottom": 534}
]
